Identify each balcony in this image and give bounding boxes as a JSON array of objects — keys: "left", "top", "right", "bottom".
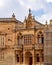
[{"left": 14, "top": 43, "right": 43, "bottom": 51}]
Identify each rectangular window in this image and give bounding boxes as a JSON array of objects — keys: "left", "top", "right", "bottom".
[{"left": 23, "top": 34, "right": 33, "bottom": 44}]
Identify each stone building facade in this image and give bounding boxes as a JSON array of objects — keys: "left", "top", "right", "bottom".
[
  {"left": 0, "top": 9, "right": 46, "bottom": 65},
  {"left": 44, "top": 20, "right": 52, "bottom": 65}
]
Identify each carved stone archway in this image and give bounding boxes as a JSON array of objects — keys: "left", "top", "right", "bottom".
[{"left": 25, "top": 52, "right": 32, "bottom": 65}]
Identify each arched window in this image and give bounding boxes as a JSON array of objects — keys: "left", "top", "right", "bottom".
[
  {"left": 16, "top": 54, "right": 19, "bottom": 62},
  {"left": 41, "top": 34, "right": 44, "bottom": 44},
  {"left": 18, "top": 36, "right": 22, "bottom": 45},
  {"left": 37, "top": 31, "right": 44, "bottom": 44},
  {"left": 36, "top": 54, "right": 40, "bottom": 62},
  {"left": 17, "top": 32, "right": 23, "bottom": 45}
]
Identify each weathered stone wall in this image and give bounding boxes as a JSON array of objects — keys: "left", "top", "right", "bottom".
[
  {"left": 44, "top": 30, "right": 52, "bottom": 65},
  {"left": 0, "top": 49, "right": 15, "bottom": 65}
]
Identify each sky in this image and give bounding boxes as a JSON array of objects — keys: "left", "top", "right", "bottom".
[{"left": 0, "top": 0, "right": 52, "bottom": 24}]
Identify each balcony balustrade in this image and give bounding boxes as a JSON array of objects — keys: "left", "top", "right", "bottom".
[{"left": 14, "top": 43, "right": 43, "bottom": 51}]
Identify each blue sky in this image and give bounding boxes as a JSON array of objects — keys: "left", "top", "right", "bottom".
[{"left": 0, "top": 0, "right": 52, "bottom": 24}]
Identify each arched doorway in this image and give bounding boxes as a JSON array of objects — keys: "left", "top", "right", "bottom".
[{"left": 25, "top": 52, "right": 32, "bottom": 65}]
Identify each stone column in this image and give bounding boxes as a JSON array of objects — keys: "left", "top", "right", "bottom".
[
  {"left": 33, "top": 54, "right": 35, "bottom": 65},
  {"left": 23, "top": 52, "right": 25, "bottom": 65},
  {"left": 13, "top": 50, "right": 16, "bottom": 65},
  {"left": 32, "top": 50, "right": 35, "bottom": 65}
]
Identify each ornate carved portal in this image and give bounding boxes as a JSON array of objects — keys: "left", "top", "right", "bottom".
[{"left": 25, "top": 52, "right": 32, "bottom": 65}]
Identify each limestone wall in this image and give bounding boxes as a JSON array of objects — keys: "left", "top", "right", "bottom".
[
  {"left": 0, "top": 49, "right": 15, "bottom": 65},
  {"left": 44, "top": 30, "right": 52, "bottom": 65}
]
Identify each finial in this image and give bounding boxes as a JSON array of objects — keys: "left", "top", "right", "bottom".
[
  {"left": 12, "top": 13, "right": 15, "bottom": 18},
  {"left": 46, "top": 20, "right": 47, "bottom": 25},
  {"left": 29, "top": 8, "right": 31, "bottom": 14},
  {"left": 45, "top": 20, "right": 48, "bottom": 29}
]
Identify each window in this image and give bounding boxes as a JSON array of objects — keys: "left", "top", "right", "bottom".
[
  {"left": 18, "top": 36, "right": 23, "bottom": 45},
  {"left": 41, "top": 36, "right": 44, "bottom": 44},
  {"left": 16, "top": 54, "right": 19, "bottom": 62},
  {"left": 38, "top": 32, "right": 44, "bottom": 44},
  {"left": 36, "top": 54, "right": 40, "bottom": 62},
  {"left": 42, "top": 54, "right": 44, "bottom": 62},
  {"left": 0, "top": 35, "right": 4, "bottom": 47},
  {"left": 17, "top": 34, "right": 33, "bottom": 45},
  {"left": 23, "top": 34, "right": 32, "bottom": 44},
  {"left": 17, "top": 32, "right": 23, "bottom": 45},
  {"left": 38, "top": 35, "right": 41, "bottom": 44}
]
